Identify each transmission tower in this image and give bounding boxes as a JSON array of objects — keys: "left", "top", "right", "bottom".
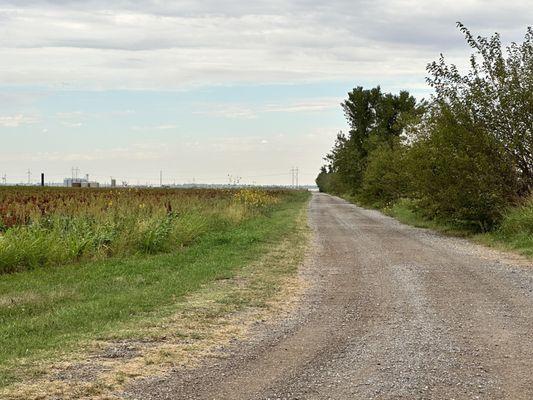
[
  {"left": 71, "top": 166, "right": 80, "bottom": 180},
  {"left": 290, "top": 167, "right": 299, "bottom": 188}
]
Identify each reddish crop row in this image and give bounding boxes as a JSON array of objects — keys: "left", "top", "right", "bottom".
[{"left": 0, "top": 187, "right": 222, "bottom": 230}]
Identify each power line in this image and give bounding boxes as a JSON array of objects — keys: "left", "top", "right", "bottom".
[{"left": 0, "top": 168, "right": 308, "bottom": 187}]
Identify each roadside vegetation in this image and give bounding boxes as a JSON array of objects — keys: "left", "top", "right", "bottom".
[
  {"left": 0, "top": 187, "right": 281, "bottom": 274},
  {"left": 476, "top": 197, "right": 533, "bottom": 257},
  {"left": 0, "top": 188, "right": 310, "bottom": 389},
  {"left": 316, "top": 23, "right": 533, "bottom": 257}
]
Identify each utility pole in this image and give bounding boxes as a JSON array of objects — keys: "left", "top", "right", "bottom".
[
  {"left": 291, "top": 167, "right": 294, "bottom": 187},
  {"left": 27, "top": 169, "right": 31, "bottom": 185},
  {"left": 41, "top": 173, "right": 45, "bottom": 187}
]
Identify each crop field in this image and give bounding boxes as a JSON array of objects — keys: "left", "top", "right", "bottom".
[
  {"left": 0, "top": 186, "right": 310, "bottom": 390},
  {"left": 0, "top": 187, "right": 285, "bottom": 274}
]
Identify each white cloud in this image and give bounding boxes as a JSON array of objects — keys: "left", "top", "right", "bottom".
[
  {"left": 1, "top": 142, "right": 168, "bottom": 162},
  {"left": 131, "top": 124, "right": 178, "bottom": 131},
  {"left": 0, "top": 1, "right": 529, "bottom": 89},
  {"left": 61, "top": 121, "right": 83, "bottom": 127},
  {"left": 263, "top": 99, "right": 339, "bottom": 113},
  {"left": 0, "top": 1, "right": 530, "bottom": 185},
  {"left": 0, "top": 113, "right": 39, "bottom": 127},
  {"left": 194, "top": 105, "right": 257, "bottom": 119},
  {"left": 195, "top": 98, "right": 340, "bottom": 119},
  {"left": 55, "top": 111, "right": 85, "bottom": 128}
]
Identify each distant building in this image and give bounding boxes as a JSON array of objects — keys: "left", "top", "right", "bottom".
[{"left": 64, "top": 178, "right": 100, "bottom": 188}]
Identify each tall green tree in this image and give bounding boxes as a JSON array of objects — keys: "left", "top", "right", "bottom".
[
  {"left": 427, "top": 23, "right": 533, "bottom": 192},
  {"left": 322, "top": 86, "right": 421, "bottom": 194},
  {"left": 324, "top": 131, "right": 365, "bottom": 192}
]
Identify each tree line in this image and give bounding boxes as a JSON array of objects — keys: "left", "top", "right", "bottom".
[{"left": 316, "top": 23, "right": 533, "bottom": 232}]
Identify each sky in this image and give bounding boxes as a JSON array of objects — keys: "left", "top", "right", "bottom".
[{"left": 0, "top": 0, "right": 531, "bottom": 185}]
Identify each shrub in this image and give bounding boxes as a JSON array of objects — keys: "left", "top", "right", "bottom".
[
  {"left": 315, "top": 169, "right": 348, "bottom": 194},
  {"left": 359, "top": 140, "right": 410, "bottom": 206},
  {"left": 406, "top": 106, "right": 518, "bottom": 231}
]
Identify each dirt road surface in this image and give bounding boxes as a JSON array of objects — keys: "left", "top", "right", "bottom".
[{"left": 125, "top": 193, "right": 533, "bottom": 399}]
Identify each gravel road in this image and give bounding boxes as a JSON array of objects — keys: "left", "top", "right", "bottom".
[{"left": 125, "top": 193, "right": 533, "bottom": 399}]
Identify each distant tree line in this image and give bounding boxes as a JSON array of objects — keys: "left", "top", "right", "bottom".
[{"left": 316, "top": 24, "right": 533, "bottom": 231}]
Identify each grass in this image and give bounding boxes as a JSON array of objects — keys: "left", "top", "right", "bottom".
[
  {"left": 341, "top": 195, "right": 533, "bottom": 259},
  {"left": 0, "top": 187, "right": 282, "bottom": 274},
  {"left": 475, "top": 196, "right": 533, "bottom": 257},
  {"left": 0, "top": 190, "right": 310, "bottom": 389},
  {"left": 383, "top": 198, "right": 475, "bottom": 237}
]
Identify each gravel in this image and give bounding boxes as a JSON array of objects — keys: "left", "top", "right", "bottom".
[{"left": 123, "top": 193, "right": 533, "bottom": 400}]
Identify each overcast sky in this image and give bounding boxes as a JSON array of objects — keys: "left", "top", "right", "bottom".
[{"left": 0, "top": 0, "right": 531, "bottom": 185}]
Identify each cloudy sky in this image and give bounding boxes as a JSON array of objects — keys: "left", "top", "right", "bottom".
[{"left": 0, "top": 0, "right": 531, "bottom": 185}]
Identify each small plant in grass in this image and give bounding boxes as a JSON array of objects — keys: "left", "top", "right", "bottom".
[{"left": 137, "top": 213, "right": 178, "bottom": 254}]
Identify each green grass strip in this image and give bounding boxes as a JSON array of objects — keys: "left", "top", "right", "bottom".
[{"left": 0, "top": 192, "right": 310, "bottom": 386}]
